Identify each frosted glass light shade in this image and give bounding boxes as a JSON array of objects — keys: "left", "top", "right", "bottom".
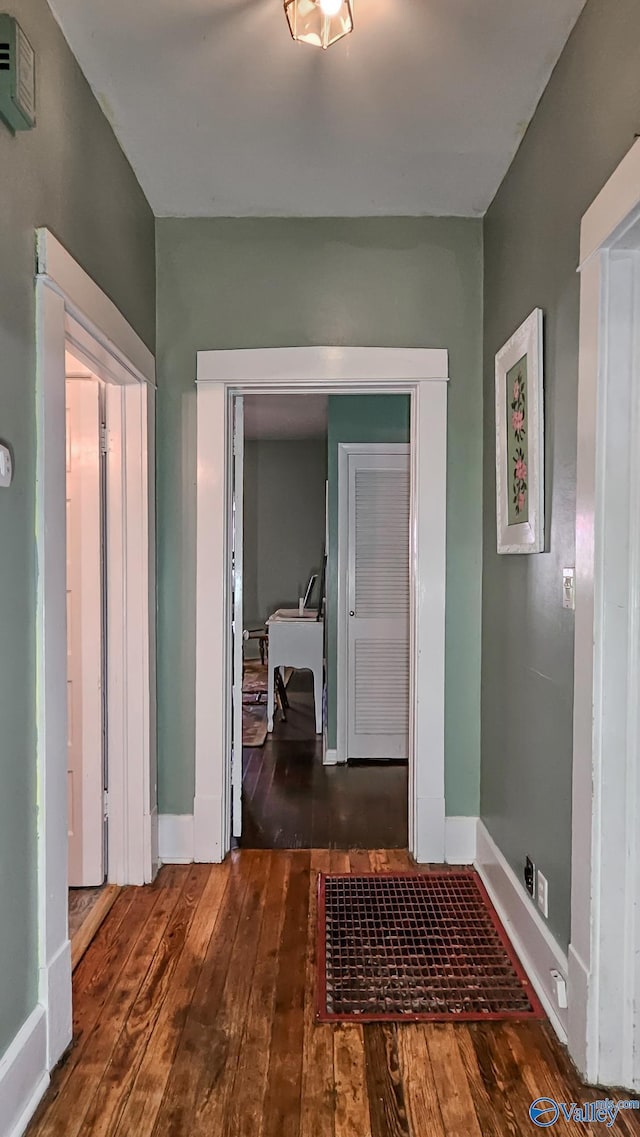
[{"left": 284, "top": 0, "right": 353, "bottom": 49}]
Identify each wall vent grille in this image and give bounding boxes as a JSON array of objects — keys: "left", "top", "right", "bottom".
[{"left": 0, "top": 15, "right": 35, "bottom": 130}]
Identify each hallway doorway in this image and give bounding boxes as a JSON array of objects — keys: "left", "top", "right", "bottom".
[
  {"left": 35, "top": 228, "right": 157, "bottom": 1072},
  {"left": 194, "top": 346, "right": 449, "bottom": 864},
  {"left": 234, "top": 391, "right": 410, "bottom": 850}
]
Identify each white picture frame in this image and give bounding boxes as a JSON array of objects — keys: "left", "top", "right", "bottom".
[{"left": 495, "top": 308, "right": 544, "bottom": 554}]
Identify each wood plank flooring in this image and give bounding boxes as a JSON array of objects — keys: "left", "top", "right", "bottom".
[
  {"left": 28, "top": 852, "right": 640, "bottom": 1137},
  {"left": 242, "top": 681, "right": 408, "bottom": 849}
]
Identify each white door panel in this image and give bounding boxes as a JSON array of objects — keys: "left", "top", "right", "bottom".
[
  {"left": 66, "top": 378, "right": 105, "bottom": 887},
  {"left": 346, "top": 452, "right": 410, "bottom": 760}
]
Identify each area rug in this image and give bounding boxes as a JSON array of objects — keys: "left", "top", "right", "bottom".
[
  {"left": 316, "top": 870, "right": 545, "bottom": 1022},
  {"left": 242, "top": 701, "right": 269, "bottom": 747},
  {"left": 242, "top": 661, "right": 292, "bottom": 746}
]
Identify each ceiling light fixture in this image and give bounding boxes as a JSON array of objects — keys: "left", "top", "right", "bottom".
[{"left": 284, "top": 0, "right": 353, "bottom": 49}]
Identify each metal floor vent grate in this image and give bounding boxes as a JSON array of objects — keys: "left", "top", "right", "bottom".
[{"left": 316, "top": 870, "right": 545, "bottom": 1022}]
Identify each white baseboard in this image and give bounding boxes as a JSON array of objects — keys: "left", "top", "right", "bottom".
[
  {"left": 158, "top": 814, "right": 194, "bottom": 864},
  {"left": 0, "top": 1005, "right": 49, "bottom": 1137},
  {"left": 475, "top": 821, "right": 569, "bottom": 1042},
  {"left": 323, "top": 748, "right": 339, "bottom": 766},
  {"left": 567, "top": 944, "right": 590, "bottom": 1079},
  {"left": 413, "top": 796, "right": 446, "bottom": 863},
  {"left": 445, "top": 816, "right": 478, "bottom": 864},
  {"left": 39, "top": 939, "right": 72, "bottom": 1068},
  {"left": 193, "top": 795, "right": 224, "bottom": 862},
  {"left": 149, "top": 807, "right": 160, "bottom": 880}
]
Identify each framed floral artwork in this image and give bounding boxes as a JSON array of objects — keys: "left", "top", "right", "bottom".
[{"left": 495, "top": 308, "right": 544, "bottom": 553}]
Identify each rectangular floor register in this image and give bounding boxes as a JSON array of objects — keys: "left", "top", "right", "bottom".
[{"left": 316, "top": 870, "right": 545, "bottom": 1022}]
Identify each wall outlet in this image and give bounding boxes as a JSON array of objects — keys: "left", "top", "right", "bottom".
[
  {"left": 550, "top": 969, "right": 568, "bottom": 1010},
  {"left": 537, "top": 870, "right": 549, "bottom": 918},
  {"left": 524, "top": 856, "right": 535, "bottom": 897}
]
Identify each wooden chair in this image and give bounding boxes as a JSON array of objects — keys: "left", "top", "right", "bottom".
[{"left": 242, "top": 626, "right": 289, "bottom": 720}]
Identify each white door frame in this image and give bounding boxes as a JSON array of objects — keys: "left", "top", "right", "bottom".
[
  {"left": 194, "top": 347, "right": 449, "bottom": 864},
  {"left": 231, "top": 396, "right": 244, "bottom": 838},
  {"left": 35, "top": 229, "right": 157, "bottom": 1070},
  {"left": 570, "top": 138, "right": 640, "bottom": 1089},
  {"left": 336, "top": 442, "right": 411, "bottom": 764}
]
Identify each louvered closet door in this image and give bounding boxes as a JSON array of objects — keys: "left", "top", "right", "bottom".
[{"left": 347, "top": 451, "right": 410, "bottom": 760}]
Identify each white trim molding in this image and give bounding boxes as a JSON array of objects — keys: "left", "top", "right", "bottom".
[
  {"left": 197, "top": 346, "right": 448, "bottom": 386},
  {"left": 158, "top": 815, "right": 195, "bottom": 864},
  {"left": 476, "top": 822, "right": 569, "bottom": 1043},
  {"left": 0, "top": 1006, "right": 48, "bottom": 1137},
  {"left": 580, "top": 138, "right": 640, "bottom": 267},
  {"left": 37, "top": 231, "right": 155, "bottom": 386},
  {"left": 445, "top": 817, "right": 478, "bottom": 864},
  {"left": 572, "top": 137, "right": 640, "bottom": 1090},
  {"left": 34, "top": 230, "right": 157, "bottom": 1085},
  {"left": 157, "top": 814, "right": 475, "bottom": 866},
  {"left": 195, "top": 346, "right": 449, "bottom": 865}
]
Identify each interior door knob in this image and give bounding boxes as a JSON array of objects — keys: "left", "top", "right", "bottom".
[{"left": 349, "top": 610, "right": 355, "bottom": 617}]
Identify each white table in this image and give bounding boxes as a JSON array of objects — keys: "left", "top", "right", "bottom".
[{"left": 266, "top": 609, "right": 324, "bottom": 734}]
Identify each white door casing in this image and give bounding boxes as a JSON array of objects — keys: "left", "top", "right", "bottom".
[
  {"left": 194, "top": 347, "right": 449, "bottom": 866},
  {"left": 340, "top": 445, "right": 410, "bottom": 761},
  {"left": 65, "top": 377, "right": 105, "bottom": 887},
  {"left": 571, "top": 137, "right": 640, "bottom": 1089},
  {"left": 35, "top": 229, "right": 156, "bottom": 1073},
  {"left": 231, "top": 396, "right": 244, "bottom": 839}
]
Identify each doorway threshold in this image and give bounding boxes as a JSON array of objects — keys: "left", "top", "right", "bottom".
[{"left": 69, "top": 884, "right": 120, "bottom": 971}]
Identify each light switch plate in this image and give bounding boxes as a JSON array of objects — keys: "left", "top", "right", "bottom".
[
  {"left": 0, "top": 443, "right": 12, "bottom": 487},
  {"left": 562, "top": 568, "right": 575, "bottom": 610}
]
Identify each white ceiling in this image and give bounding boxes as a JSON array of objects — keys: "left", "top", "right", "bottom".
[
  {"left": 244, "top": 394, "right": 327, "bottom": 439},
  {"left": 49, "top": 0, "right": 585, "bottom": 217}
]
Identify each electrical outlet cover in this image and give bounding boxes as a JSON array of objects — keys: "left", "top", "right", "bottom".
[{"left": 524, "top": 856, "right": 535, "bottom": 897}]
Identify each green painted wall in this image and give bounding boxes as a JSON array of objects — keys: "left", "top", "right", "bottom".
[
  {"left": 325, "top": 395, "right": 410, "bottom": 750},
  {"left": 244, "top": 438, "right": 326, "bottom": 630},
  {"left": 156, "top": 216, "right": 483, "bottom": 817},
  {"left": 0, "top": 0, "right": 155, "bottom": 1059},
  {"left": 481, "top": 0, "right": 640, "bottom": 949}
]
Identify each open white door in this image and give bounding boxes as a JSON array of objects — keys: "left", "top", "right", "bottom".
[
  {"left": 344, "top": 446, "right": 410, "bottom": 761},
  {"left": 66, "top": 376, "right": 106, "bottom": 886},
  {"left": 231, "top": 396, "right": 244, "bottom": 838}
]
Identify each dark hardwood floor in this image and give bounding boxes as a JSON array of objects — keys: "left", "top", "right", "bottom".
[
  {"left": 241, "top": 676, "right": 408, "bottom": 849},
  {"left": 28, "top": 852, "right": 640, "bottom": 1137}
]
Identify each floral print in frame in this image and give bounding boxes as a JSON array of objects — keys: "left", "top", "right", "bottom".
[
  {"left": 494, "top": 309, "right": 544, "bottom": 554},
  {"left": 506, "top": 354, "right": 528, "bottom": 525}
]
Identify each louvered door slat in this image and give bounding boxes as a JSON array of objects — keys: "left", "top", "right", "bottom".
[
  {"left": 354, "top": 469, "right": 410, "bottom": 619},
  {"left": 354, "top": 640, "right": 409, "bottom": 734},
  {"left": 346, "top": 450, "right": 410, "bottom": 761}
]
